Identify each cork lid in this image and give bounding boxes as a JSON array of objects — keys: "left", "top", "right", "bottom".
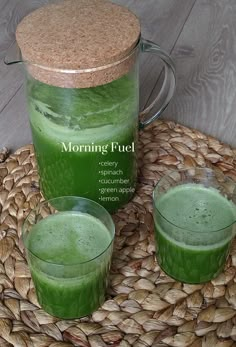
[{"left": 16, "top": 0, "right": 141, "bottom": 88}]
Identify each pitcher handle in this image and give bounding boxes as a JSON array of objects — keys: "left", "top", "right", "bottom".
[{"left": 139, "top": 38, "right": 176, "bottom": 129}]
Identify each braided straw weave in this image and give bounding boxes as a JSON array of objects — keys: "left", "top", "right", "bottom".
[{"left": 0, "top": 120, "right": 236, "bottom": 347}]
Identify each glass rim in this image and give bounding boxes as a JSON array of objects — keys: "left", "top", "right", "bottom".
[
  {"left": 153, "top": 168, "right": 236, "bottom": 233},
  {"left": 19, "top": 38, "right": 141, "bottom": 74},
  {"left": 22, "top": 196, "right": 115, "bottom": 266}
]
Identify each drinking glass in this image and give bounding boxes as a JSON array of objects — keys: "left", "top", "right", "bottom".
[
  {"left": 153, "top": 168, "right": 236, "bottom": 283},
  {"left": 22, "top": 196, "right": 115, "bottom": 319}
]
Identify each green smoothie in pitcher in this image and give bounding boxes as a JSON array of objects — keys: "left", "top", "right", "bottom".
[
  {"left": 27, "top": 70, "right": 138, "bottom": 213},
  {"left": 154, "top": 184, "right": 236, "bottom": 283},
  {"left": 16, "top": 0, "right": 176, "bottom": 213},
  {"left": 25, "top": 211, "right": 113, "bottom": 319}
]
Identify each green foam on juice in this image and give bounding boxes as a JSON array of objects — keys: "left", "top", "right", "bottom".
[{"left": 27, "top": 211, "right": 111, "bottom": 265}]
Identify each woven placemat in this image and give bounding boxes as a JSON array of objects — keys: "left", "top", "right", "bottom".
[{"left": 0, "top": 120, "right": 236, "bottom": 347}]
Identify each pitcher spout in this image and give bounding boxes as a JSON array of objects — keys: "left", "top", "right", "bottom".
[{"left": 4, "top": 41, "right": 23, "bottom": 65}]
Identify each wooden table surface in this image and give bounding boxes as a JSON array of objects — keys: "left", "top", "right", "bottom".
[{"left": 0, "top": 0, "right": 236, "bottom": 151}]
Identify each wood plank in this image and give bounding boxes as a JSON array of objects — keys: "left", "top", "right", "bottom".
[
  {"left": 0, "top": 0, "right": 16, "bottom": 53},
  {"left": 0, "top": 0, "right": 50, "bottom": 113},
  {"left": 0, "top": 0, "right": 23, "bottom": 113},
  {"left": 0, "top": 0, "right": 195, "bottom": 150},
  {"left": 0, "top": 0, "right": 51, "bottom": 54},
  {"left": 0, "top": 86, "right": 32, "bottom": 151},
  {"left": 148, "top": 0, "right": 236, "bottom": 146},
  {"left": 114, "top": 0, "right": 196, "bottom": 110}
]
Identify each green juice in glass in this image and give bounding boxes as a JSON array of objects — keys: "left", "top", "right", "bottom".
[
  {"left": 27, "top": 71, "right": 138, "bottom": 213},
  {"left": 154, "top": 184, "right": 236, "bottom": 283},
  {"left": 25, "top": 211, "right": 113, "bottom": 319}
]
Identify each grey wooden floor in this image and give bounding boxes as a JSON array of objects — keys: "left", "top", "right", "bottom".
[{"left": 1, "top": 0, "right": 236, "bottom": 150}]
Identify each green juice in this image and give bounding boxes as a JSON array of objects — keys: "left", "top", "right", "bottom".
[
  {"left": 26, "top": 211, "right": 113, "bottom": 318},
  {"left": 27, "top": 70, "right": 139, "bottom": 212},
  {"left": 154, "top": 184, "right": 236, "bottom": 283}
]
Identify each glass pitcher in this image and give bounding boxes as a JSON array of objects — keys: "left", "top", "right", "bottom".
[{"left": 6, "top": 0, "right": 176, "bottom": 212}]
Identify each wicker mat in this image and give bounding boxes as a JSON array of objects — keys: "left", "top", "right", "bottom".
[{"left": 0, "top": 120, "right": 236, "bottom": 347}]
